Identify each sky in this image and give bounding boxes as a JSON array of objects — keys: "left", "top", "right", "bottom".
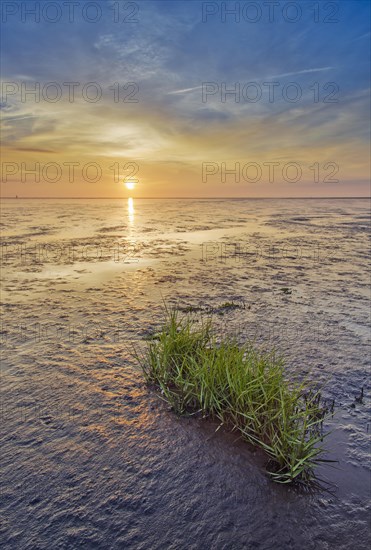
[{"left": 1, "top": 0, "right": 370, "bottom": 198}]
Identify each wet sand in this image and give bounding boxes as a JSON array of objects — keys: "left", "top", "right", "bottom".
[{"left": 1, "top": 198, "right": 370, "bottom": 549}]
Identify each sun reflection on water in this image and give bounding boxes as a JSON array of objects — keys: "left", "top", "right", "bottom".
[{"left": 128, "top": 197, "right": 135, "bottom": 225}]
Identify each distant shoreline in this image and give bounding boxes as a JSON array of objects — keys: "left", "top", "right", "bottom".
[{"left": 1, "top": 196, "right": 370, "bottom": 200}]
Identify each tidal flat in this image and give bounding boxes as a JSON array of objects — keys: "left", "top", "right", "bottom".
[{"left": 1, "top": 198, "right": 370, "bottom": 549}]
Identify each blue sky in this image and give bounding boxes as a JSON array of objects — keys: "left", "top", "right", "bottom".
[{"left": 1, "top": 0, "right": 370, "bottom": 196}]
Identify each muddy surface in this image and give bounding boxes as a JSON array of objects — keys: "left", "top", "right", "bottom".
[{"left": 1, "top": 198, "right": 370, "bottom": 549}]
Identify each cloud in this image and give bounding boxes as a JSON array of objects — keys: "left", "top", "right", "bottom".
[
  {"left": 167, "top": 86, "right": 203, "bottom": 95},
  {"left": 14, "top": 147, "right": 56, "bottom": 153},
  {"left": 268, "top": 67, "right": 334, "bottom": 79},
  {"left": 167, "top": 67, "right": 334, "bottom": 97}
]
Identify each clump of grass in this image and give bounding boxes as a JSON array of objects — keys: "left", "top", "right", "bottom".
[{"left": 136, "top": 309, "right": 331, "bottom": 484}]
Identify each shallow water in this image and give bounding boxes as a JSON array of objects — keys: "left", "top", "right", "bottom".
[{"left": 1, "top": 198, "right": 370, "bottom": 549}]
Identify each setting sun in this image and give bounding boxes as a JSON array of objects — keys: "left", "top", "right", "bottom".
[{"left": 125, "top": 181, "right": 136, "bottom": 191}]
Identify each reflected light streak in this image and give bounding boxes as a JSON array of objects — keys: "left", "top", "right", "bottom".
[{"left": 128, "top": 197, "right": 135, "bottom": 225}]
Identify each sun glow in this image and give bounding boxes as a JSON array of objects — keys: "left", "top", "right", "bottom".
[{"left": 125, "top": 181, "right": 136, "bottom": 190}]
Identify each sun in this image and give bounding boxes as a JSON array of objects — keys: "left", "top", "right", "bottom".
[{"left": 125, "top": 180, "right": 136, "bottom": 190}]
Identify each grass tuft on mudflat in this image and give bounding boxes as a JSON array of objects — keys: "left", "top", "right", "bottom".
[{"left": 136, "top": 309, "right": 331, "bottom": 484}]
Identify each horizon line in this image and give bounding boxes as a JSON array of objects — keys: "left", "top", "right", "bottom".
[{"left": 1, "top": 196, "right": 370, "bottom": 200}]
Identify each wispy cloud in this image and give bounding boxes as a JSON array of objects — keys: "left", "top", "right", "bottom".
[
  {"left": 168, "top": 68, "right": 334, "bottom": 95},
  {"left": 268, "top": 67, "right": 334, "bottom": 79},
  {"left": 167, "top": 86, "right": 203, "bottom": 95}
]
